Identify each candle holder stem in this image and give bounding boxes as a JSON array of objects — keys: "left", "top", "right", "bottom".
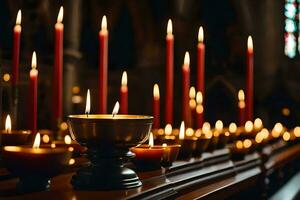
[{"left": 17, "top": 176, "right": 50, "bottom": 193}]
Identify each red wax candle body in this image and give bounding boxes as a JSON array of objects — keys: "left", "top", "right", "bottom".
[
  {"left": 98, "top": 27, "right": 108, "bottom": 114},
  {"left": 239, "top": 104, "right": 246, "bottom": 126},
  {"left": 246, "top": 37, "right": 253, "bottom": 121},
  {"left": 120, "top": 86, "right": 128, "bottom": 114},
  {"left": 182, "top": 62, "right": 190, "bottom": 125},
  {"left": 53, "top": 21, "right": 63, "bottom": 125},
  {"left": 165, "top": 33, "right": 174, "bottom": 125},
  {"left": 196, "top": 109, "right": 203, "bottom": 129},
  {"left": 29, "top": 68, "right": 38, "bottom": 134},
  {"left": 12, "top": 24, "right": 21, "bottom": 85},
  {"left": 196, "top": 43, "right": 205, "bottom": 128},
  {"left": 131, "top": 146, "right": 164, "bottom": 160}
]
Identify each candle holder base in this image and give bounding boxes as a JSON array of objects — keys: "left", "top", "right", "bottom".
[{"left": 17, "top": 176, "right": 50, "bottom": 193}]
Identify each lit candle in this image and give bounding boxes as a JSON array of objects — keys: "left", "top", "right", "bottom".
[
  {"left": 197, "top": 26, "right": 205, "bottom": 104},
  {"left": 195, "top": 91, "right": 204, "bottom": 128},
  {"left": 246, "top": 36, "right": 254, "bottom": 121},
  {"left": 153, "top": 84, "right": 160, "bottom": 129},
  {"left": 53, "top": 6, "right": 64, "bottom": 128},
  {"left": 182, "top": 52, "right": 190, "bottom": 126},
  {"left": 99, "top": 15, "right": 108, "bottom": 114},
  {"left": 29, "top": 52, "right": 38, "bottom": 134},
  {"left": 165, "top": 19, "right": 174, "bottom": 125},
  {"left": 85, "top": 89, "right": 91, "bottom": 117},
  {"left": 12, "top": 10, "right": 22, "bottom": 85},
  {"left": 238, "top": 89, "right": 246, "bottom": 126},
  {"left": 112, "top": 101, "right": 120, "bottom": 117},
  {"left": 120, "top": 71, "right": 128, "bottom": 114},
  {"left": 177, "top": 121, "right": 197, "bottom": 160},
  {"left": 5, "top": 115, "right": 11, "bottom": 133}
]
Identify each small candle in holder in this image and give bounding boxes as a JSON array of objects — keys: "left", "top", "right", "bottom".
[
  {"left": 193, "top": 129, "right": 210, "bottom": 157},
  {"left": 177, "top": 121, "right": 197, "bottom": 160},
  {"left": 120, "top": 71, "right": 128, "bottom": 114}
]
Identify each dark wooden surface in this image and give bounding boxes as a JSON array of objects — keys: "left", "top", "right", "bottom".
[{"left": 0, "top": 143, "right": 300, "bottom": 200}]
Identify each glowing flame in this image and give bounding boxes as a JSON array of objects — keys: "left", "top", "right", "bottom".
[
  {"left": 153, "top": 84, "right": 160, "bottom": 100},
  {"left": 33, "top": 133, "right": 41, "bottom": 149},
  {"left": 245, "top": 121, "right": 253, "bottom": 133},
  {"left": 198, "top": 26, "right": 204, "bottom": 43},
  {"left": 254, "top": 118, "right": 263, "bottom": 130},
  {"left": 16, "top": 10, "right": 21, "bottom": 25},
  {"left": 42, "top": 135, "right": 50, "bottom": 143},
  {"left": 64, "top": 135, "right": 72, "bottom": 145},
  {"left": 274, "top": 123, "right": 283, "bottom": 133},
  {"left": 189, "top": 87, "right": 196, "bottom": 99},
  {"left": 31, "top": 51, "right": 37, "bottom": 69},
  {"left": 183, "top": 52, "right": 190, "bottom": 66},
  {"left": 69, "top": 158, "right": 75, "bottom": 165},
  {"left": 121, "top": 71, "right": 127, "bottom": 87},
  {"left": 196, "top": 91, "right": 203, "bottom": 104},
  {"left": 167, "top": 19, "right": 172, "bottom": 35},
  {"left": 5, "top": 115, "right": 11, "bottom": 133},
  {"left": 101, "top": 15, "right": 107, "bottom": 31},
  {"left": 85, "top": 89, "right": 90, "bottom": 115},
  {"left": 283, "top": 131, "right": 290, "bottom": 141},
  {"left": 186, "top": 128, "right": 194, "bottom": 137},
  {"left": 294, "top": 126, "right": 300, "bottom": 137},
  {"left": 162, "top": 143, "right": 167, "bottom": 147},
  {"left": 229, "top": 123, "right": 237, "bottom": 133},
  {"left": 247, "top": 36, "right": 253, "bottom": 52},
  {"left": 57, "top": 6, "right": 64, "bottom": 23},
  {"left": 164, "top": 124, "right": 172, "bottom": 136},
  {"left": 261, "top": 128, "right": 269, "bottom": 139},
  {"left": 243, "top": 139, "right": 252, "bottom": 148},
  {"left": 238, "top": 90, "right": 245, "bottom": 101},
  {"left": 255, "top": 133, "right": 263, "bottom": 144},
  {"left": 148, "top": 132, "right": 154, "bottom": 147},
  {"left": 202, "top": 122, "right": 211, "bottom": 134},
  {"left": 215, "top": 120, "right": 223, "bottom": 132},
  {"left": 112, "top": 101, "right": 120, "bottom": 117},
  {"left": 179, "top": 121, "right": 185, "bottom": 140},
  {"left": 236, "top": 140, "right": 243, "bottom": 149}
]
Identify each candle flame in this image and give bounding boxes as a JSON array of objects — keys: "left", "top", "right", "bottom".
[
  {"left": 85, "top": 89, "right": 91, "bottom": 115},
  {"left": 57, "top": 6, "right": 64, "bottom": 23},
  {"left": 112, "top": 101, "right": 120, "bottom": 117},
  {"left": 162, "top": 143, "right": 167, "bottom": 147},
  {"left": 148, "top": 132, "right": 154, "bottom": 147},
  {"left": 229, "top": 122, "right": 237, "bottom": 133},
  {"left": 101, "top": 15, "right": 107, "bottom": 31},
  {"left": 121, "top": 71, "right": 127, "bottom": 86},
  {"left": 167, "top": 19, "right": 172, "bottom": 35},
  {"left": 202, "top": 122, "right": 211, "bottom": 134},
  {"left": 215, "top": 120, "right": 223, "bottom": 131},
  {"left": 247, "top": 36, "right": 253, "bottom": 52},
  {"left": 196, "top": 91, "right": 203, "bottom": 104},
  {"left": 274, "top": 122, "right": 283, "bottom": 133},
  {"left": 238, "top": 90, "right": 245, "bottom": 101},
  {"left": 64, "top": 135, "right": 72, "bottom": 145},
  {"left": 236, "top": 140, "right": 243, "bottom": 149},
  {"left": 33, "top": 133, "right": 41, "bottom": 149},
  {"left": 294, "top": 127, "right": 300, "bottom": 137},
  {"left": 153, "top": 84, "right": 160, "bottom": 100},
  {"left": 164, "top": 124, "right": 172, "bottom": 136},
  {"left": 5, "top": 115, "right": 11, "bottom": 133},
  {"left": 283, "top": 131, "right": 290, "bottom": 141},
  {"left": 183, "top": 51, "right": 190, "bottom": 66},
  {"left": 189, "top": 87, "right": 196, "bottom": 99},
  {"left": 16, "top": 10, "right": 21, "bottom": 25},
  {"left": 31, "top": 51, "right": 37, "bottom": 69},
  {"left": 245, "top": 121, "right": 253, "bottom": 133},
  {"left": 254, "top": 118, "right": 263, "bottom": 130},
  {"left": 198, "top": 26, "right": 204, "bottom": 43},
  {"left": 179, "top": 121, "right": 185, "bottom": 140},
  {"left": 243, "top": 139, "right": 252, "bottom": 148}
]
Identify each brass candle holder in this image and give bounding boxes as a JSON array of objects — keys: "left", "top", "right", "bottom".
[
  {"left": 193, "top": 129, "right": 210, "bottom": 157},
  {"left": 68, "top": 114, "right": 153, "bottom": 190}
]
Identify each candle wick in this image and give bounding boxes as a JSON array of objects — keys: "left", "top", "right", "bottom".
[
  {"left": 112, "top": 113, "right": 116, "bottom": 118},
  {"left": 86, "top": 112, "right": 89, "bottom": 118}
]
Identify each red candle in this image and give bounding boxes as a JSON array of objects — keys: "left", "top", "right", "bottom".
[
  {"left": 189, "top": 87, "right": 196, "bottom": 128},
  {"left": 120, "top": 71, "right": 128, "bottom": 114},
  {"left": 246, "top": 36, "right": 253, "bottom": 121},
  {"left": 182, "top": 52, "right": 190, "bottom": 125},
  {"left": 29, "top": 52, "right": 38, "bottom": 134},
  {"left": 99, "top": 16, "right": 108, "bottom": 114},
  {"left": 12, "top": 10, "right": 22, "bottom": 85},
  {"left": 196, "top": 91, "right": 204, "bottom": 128},
  {"left": 165, "top": 19, "right": 174, "bottom": 125},
  {"left": 153, "top": 84, "right": 160, "bottom": 129},
  {"left": 197, "top": 27, "right": 205, "bottom": 102},
  {"left": 238, "top": 90, "right": 246, "bottom": 126},
  {"left": 53, "top": 6, "right": 64, "bottom": 127}
]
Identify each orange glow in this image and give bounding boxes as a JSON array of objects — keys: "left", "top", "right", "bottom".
[
  {"left": 31, "top": 51, "right": 37, "bottom": 69},
  {"left": 283, "top": 131, "right": 290, "bottom": 141},
  {"left": 195, "top": 129, "right": 202, "bottom": 137},
  {"left": 236, "top": 140, "right": 243, "bottom": 149},
  {"left": 245, "top": 121, "right": 253, "bottom": 133},
  {"left": 274, "top": 123, "right": 283, "bottom": 133},
  {"left": 164, "top": 124, "right": 172, "bottom": 136},
  {"left": 5, "top": 115, "right": 11, "bottom": 133},
  {"left": 254, "top": 118, "right": 263, "bottom": 130},
  {"left": 229, "top": 123, "right": 237, "bottom": 133},
  {"left": 196, "top": 91, "right": 203, "bottom": 104},
  {"left": 51, "top": 143, "right": 56, "bottom": 148},
  {"left": 121, "top": 71, "right": 127, "bottom": 87},
  {"left": 112, "top": 101, "right": 120, "bottom": 117},
  {"left": 42, "top": 135, "right": 50, "bottom": 143},
  {"left": 68, "top": 147, "right": 74, "bottom": 152},
  {"left": 202, "top": 122, "right": 211, "bottom": 134},
  {"left": 189, "top": 87, "right": 196, "bottom": 99},
  {"left": 255, "top": 133, "right": 263, "bottom": 144},
  {"left": 179, "top": 121, "right": 185, "bottom": 140},
  {"left": 198, "top": 26, "right": 204, "bottom": 43},
  {"left": 183, "top": 52, "right": 190, "bottom": 66},
  {"left": 189, "top": 99, "right": 197, "bottom": 109},
  {"left": 167, "top": 19, "right": 172, "bottom": 35},
  {"left": 294, "top": 127, "right": 300, "bottom": 137},
  {"left": 33, "top": 133, "right": 41, "bottom": 149},
  {"left": 243, "top": 139, "right": 252, "bottom": 148},
  {"left": 238, "top": 90, "right": 245, "bottom": 101},
  {"left": 247, "top": 36, "right": 253, "bottom": 53},
  {"left": 85, "top": 89, "right": 91, "bottom": 115},
  {"left": 16, "top": 10, "right": 21, "bottom": 25},
  {"left": 162, "top": 143, "right": 167, "bottom": 147},
  {"left": 205, "top": 131, "right": 213, "bottom": 139},
  {"left": 148, "top": 132, "right": 154, "bottom": 147},
  {"left": 261, "top": 128, "right": 269, "bottom": 139},
  {"left": 225, "top": 131, "right": 230, "bottom": 136},
  {"left": 196, "top": 104, "right": 204, "bottom": 114},
  {"left": 64, "top": 135, "right": 72, "bottom": 145},
  {"left": 69, "top": 158, "right": 75, "bottom": 165},
  {"left": 101, "top": 15, "right": 107, "bottom": 31},
  {"left": 186, "top": 128, "right": 194, "bottom": 137},
  {"left": 57, "top": 6, "right": 64, "bottom": 23},
  {"left": 215, "top": 120, "right": 223, "bottom": 132},
  {"left": 153, "top": 84, "right": 160, "bottom": 100}
]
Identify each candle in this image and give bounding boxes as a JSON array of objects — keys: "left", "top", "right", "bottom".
[
  {"left": 177, "top": 121, "right": 197, "bottom": 160},
  {"left": 53, "top": 6, "right": 64, "bottom": 128},
  {"left": 196, "top": 91, "right": 204, "bottom": 128},
  {"left": 197, "top": 26, "right": 205, "bottom": 104},
  {"left": 120, "top": 71, "right": 128, "bottom": 114},
  {"left": 153, "top": 84, "right": 160, "bottom": 129},
  {"left": 165, "top": 19, "right": 174, "bottom": 125},
  {"left": 238, "top": 89, "right": 246, "bottom": 126},
  {"left": 99, "top": 16, "right": 108, "bottom": 114},
  {"left": 182, "top": 52, "right": 191, "bottom": 126},
  {"left": 29, "top": 52, "right": 38, "bottom": 134},
  {"left": 12, "top": 10, "right": 22, "bottom": 85},
  {"left": 189, "top": 87, "right": 196, "bottom": 127},
  {"left": 246, "top": 36, "right": 254, "bottom": 121},
  {"left": 161, "top": 143, "right": 181, "bottom": 167},
  {"left": 85, "top": 89, "right": 91, "bottom": 116}
]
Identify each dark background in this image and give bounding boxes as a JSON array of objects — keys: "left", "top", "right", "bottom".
[{"left": 0, "top": 0, "right": 297, "bottom": 130}]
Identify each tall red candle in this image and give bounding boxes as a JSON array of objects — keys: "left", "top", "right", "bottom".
[
  {"left": 197, "top": 27, "right": 205, "bottom": 101},
  {"left": 246, "top": 36, "right": 254, "bottom": 121},
  {"left": 120, "top": 71, "right": 128, "bottom": 114},
  {"left": 165, "top": 19, "right": 174, "bottom": 125},
  {"left": 29, "top": 52, "right": 38, "bottom": 134},
  {"left": 238, "top": 89, "right": 246, "bottom": 126},
  {"left": 182, "top": 52, "right": 190, "bottom": 125},
  {"left": 99, "top": 16, "right": 108, "bottom": 114},
  {"left": 196, "top": 91, "right": 204, "bottom": 128},
  {"left": 12, "top": 10, "right": 22, "bottom": 85},
  {"left": 53, "top": 6, "right": 64, "bottom": 127},
  {"left": 153, "top": 84, "right": 160, "bottom": 129}
]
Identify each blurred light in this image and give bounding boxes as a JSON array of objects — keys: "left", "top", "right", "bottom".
[
  {"left": 3, "top": 73, "right": 10, "bottom": 82},
  {"left": 42, "top": 134, "right": 50, "bottom": 143},
  {"left": 186, "top": 128, "right": 194, "bottom": 137},
  {"left": 72, "top": 86, "right": 80, "bottom": 94},
  {"left": 282, "top": 107, "right": 290, "bottom": 116},
  {"left": 245, "top": 121, "right": 253, "bottom": 133}
]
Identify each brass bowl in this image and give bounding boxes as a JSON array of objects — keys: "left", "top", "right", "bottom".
[{"left": 1, "top": 130, "right": 31, "bottom": 146}]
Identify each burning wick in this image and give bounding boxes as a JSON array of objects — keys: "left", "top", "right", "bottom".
[
  {"left": 112, "top": 101, "right": 120, "bottom": 118},
  {"left": 148, "top": 132, "right": 154, "bottom": 147},
  {"left": 33, "top": 133, "right": 41, "bottom": 149},
  {"left": 5, "top": 114, "right": 11, "bottom": 133},
  {"left": 85, "top": 89, "right": 90, "bottom": 118}
]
